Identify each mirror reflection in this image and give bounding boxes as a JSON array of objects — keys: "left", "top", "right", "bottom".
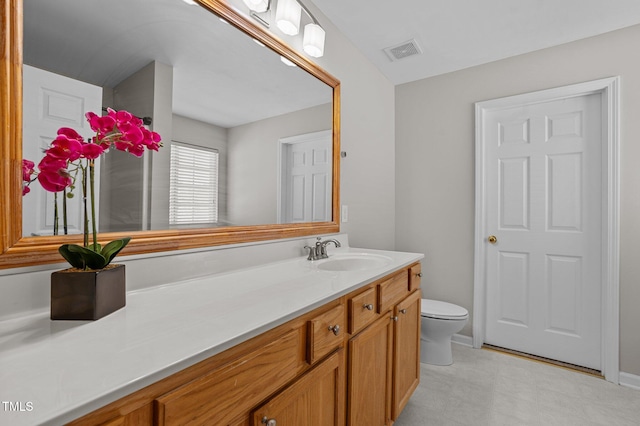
[{"left": 22, "top": 0, "right": 333, "bottom": 237}]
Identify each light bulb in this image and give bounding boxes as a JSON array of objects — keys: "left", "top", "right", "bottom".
[
  {"left": 276, "top": 0, "right": 301, "bottom": 35},
  {"left": 303, "top": 23, "right": 325, "bottom": 58}
]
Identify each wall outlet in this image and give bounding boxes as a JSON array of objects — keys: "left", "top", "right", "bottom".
[{"left": 341, "top": 205, "right": 348, "bottom": 223}]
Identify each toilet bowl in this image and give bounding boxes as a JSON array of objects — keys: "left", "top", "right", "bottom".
[{"left": 420, "top": 299, "right": 468, "bottom": 366}]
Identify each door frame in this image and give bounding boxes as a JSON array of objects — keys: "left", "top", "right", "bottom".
[{"left": 473, "top": 77, "right": 620, "bottom": 383}]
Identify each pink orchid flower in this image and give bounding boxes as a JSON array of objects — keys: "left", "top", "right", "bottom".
[
  {"left": 81, "top": 142, "right": 105, "bottom": 160},
  {"left": 86, "top": 112, "right": 116, "bottom": 136},
  {"left": 48, "top": 135, "right": 83, "bottom": 161},
  {"left": 22, "top": 159, "right": 35, "bottom": 182},
  {"left": 37, "top": 169, "right": 72, "bottom": 193}
]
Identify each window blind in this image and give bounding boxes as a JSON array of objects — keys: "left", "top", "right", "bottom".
[{"left": 169, "top": 142, "right": 218, "bottom": 225}]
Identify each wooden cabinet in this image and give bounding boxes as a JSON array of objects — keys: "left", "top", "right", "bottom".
[
  {"left": 347, "top": 313, "right": 393, "bottom": 425},
  {"left": 307, "top": 304, "right": 345, "bottom": 364},
  {"left": 392, "top": 290, "right": 421, "bottom": 419},
  {"left": 68, "top": 263, "right": 421, "bottom": 426},
  {"left": 155, "top": 328, "right": 305, "bottom": 425},
  {"left": 346, "top": 267, "right": 421, "bottom": 426},
  {"left": 253, "top": 349, "right": 345, "bottom": 426}
]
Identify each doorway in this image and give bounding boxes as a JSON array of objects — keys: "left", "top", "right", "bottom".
[{"left": 473, "top": 78, "right": 620, "bottom": 382}]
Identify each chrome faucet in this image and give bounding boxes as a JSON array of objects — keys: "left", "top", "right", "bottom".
[{"left": 304, "top": 237, "right": 342, "bottom": 260}]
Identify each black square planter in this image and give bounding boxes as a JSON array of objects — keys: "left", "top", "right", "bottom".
[{"left": 51, "top": 264, "right": 126, "bottom": 320}]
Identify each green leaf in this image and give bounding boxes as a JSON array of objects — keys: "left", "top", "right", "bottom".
[
  {"left": 101, "top": 237, "right": 131, "bottom": 265},
  {"left": 58, "top": 238, "right": 131, "bottom": 270},
  {"left": 67, "top": 244, "right": 108, "bottom": 270},
  {"left": 58, "top": 244, "right": 87, "bottom": 269}
]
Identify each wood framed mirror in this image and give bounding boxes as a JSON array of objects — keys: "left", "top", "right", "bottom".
[{"left": 0, "top": 0, "right": 340, "bottom": 269}]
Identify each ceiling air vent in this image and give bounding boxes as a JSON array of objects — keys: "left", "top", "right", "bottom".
[{"left": 383, "top": 39, "right": 422, "bottom": 62}]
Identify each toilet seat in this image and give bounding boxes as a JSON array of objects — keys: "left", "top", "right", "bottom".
[{"left": 421, "top": 299, "right": 468, "bottom": 320}]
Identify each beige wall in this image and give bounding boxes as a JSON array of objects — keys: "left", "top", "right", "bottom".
[{"left": 395, "top": 24, "right": 640, "bottom": 375}]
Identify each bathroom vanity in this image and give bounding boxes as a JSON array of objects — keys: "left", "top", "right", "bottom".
[{"left": 0, "top": 248, "right": 423, "bottom": 425}]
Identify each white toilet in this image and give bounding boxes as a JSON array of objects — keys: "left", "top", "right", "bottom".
[{"left": 420, "top": 299, "right": 469, "bottom": 366}]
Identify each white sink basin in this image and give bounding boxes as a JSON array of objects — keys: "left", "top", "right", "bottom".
[{"left": 315, "top": 253, "right": 392, "bottom": 272}]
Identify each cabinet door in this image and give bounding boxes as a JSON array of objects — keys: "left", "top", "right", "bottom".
[
  {"left": 392, "top": 290, "right": 421, "bottom": 419},
  {"left": 348, "top": 314, "right": 393, "bottom": 426},
  {"left": 252, "top": 349, "right": 345, "bottom": 426}
]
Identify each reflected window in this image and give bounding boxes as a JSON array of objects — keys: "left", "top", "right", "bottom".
[{"left": 169, "top": 142, "right": 219, "bottom": 226}]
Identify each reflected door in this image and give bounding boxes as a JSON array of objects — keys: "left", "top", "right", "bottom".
[
  {"left": 280, "top": 130, "right": 332, "bottom": 223},
  {"left": 22, "top": 65, "right": 102, "bottom": 237},
  {"left": 483, "top": 93, "right": 602, "bottom": 370}
]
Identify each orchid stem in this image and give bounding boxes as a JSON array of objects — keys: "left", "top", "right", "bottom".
[
  {"left": 89, "top": 161, "right": 97, "bottom": 249},
  {"left": 62, "top": 188, "right": 68, "bottom": 235},
  {"left": 82, "top": 165, "right": 88, "bottom": 248},
  {"left": 53, "top": 193, "right": 58, "bottom": 236}
]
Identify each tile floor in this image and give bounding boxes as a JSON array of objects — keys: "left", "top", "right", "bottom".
[{"left": 394, "top": 344, "right": 640, "bottom": 426}]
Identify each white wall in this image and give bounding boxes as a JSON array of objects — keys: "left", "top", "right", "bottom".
[{"left": 395, "top": 24, "right": 640, "bottom": 375}]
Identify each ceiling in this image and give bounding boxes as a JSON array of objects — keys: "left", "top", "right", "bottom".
[{"left": 310, "top": 0, "right": 640, "bottom": 85}]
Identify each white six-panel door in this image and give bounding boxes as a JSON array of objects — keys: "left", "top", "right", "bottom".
[
  {"left": 482, "top": 93, "right": 603, "bottom": 369},
  {"left": 279, "top": 130, "right": 332, "bottom": 223},
  {"left": 22, "top": 65, "right": 102, "bottom": 237}
]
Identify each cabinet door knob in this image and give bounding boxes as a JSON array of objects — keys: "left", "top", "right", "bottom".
[
  {"left": 392, "top": 316, "right": 399, "bottom": 322},
  {"left": 261, "top": 417, "right": 277, "bottom": 426},
  {"left": 399, "top": 309, "right": 407, "bottom": 315},
  {"left": 416, "top": 272, "right": 423, "bottom": 277},
  {"left": 328, "top": 324, "right": 340, "bottom": 336},
  {"left": 363, "top": 303, "right": 374, "bottom": 311}
]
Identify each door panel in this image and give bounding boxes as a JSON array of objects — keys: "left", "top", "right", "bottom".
[
  {"left": 484, "top": 93, "right": 602, "bottom": 370},
  {"left": 281, "top": 131, "right": 332, "bottom": 223}
]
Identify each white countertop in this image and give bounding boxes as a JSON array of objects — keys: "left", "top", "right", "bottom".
[{"left": 0, "top": 247, "right": 422, "bottom": 425}]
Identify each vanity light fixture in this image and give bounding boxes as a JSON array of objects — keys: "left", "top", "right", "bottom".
[
  {"left": 242, "top": 0, "right": 270, "bottom": 13},
  {"left": 302, "top": 22, "right": 325, "bottom": 58},
  {"left": 275, "top": 0, "right": 302, "bottom": 35},
  {"left": 244, "top": 0, "right": 326, "bottom": 58}
]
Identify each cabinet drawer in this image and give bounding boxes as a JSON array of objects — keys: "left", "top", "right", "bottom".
[
  {"left": 155, "top": 328, "right": 304, "bottom": 426},
  {"left": 307, "top": 304, "right": 345, "bottom": 364},
  {"left": 409, "top": 263, "right": 422, "bottom": 292},
  {"left": 348, "top": 287, "right": 378, "bottom": 334},
  {"left": 378, "top": 269, "right": 409, "bottom": 313}
]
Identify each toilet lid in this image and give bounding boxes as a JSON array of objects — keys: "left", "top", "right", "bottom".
[{"left": 421, "top": 299, "right": 468, "bottom": 320}]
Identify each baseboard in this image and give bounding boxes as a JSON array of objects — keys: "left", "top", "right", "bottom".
[
  {"left": 451, "top": 333, "right": 473, "bottom": 347},
  {"left": 619, "top": 372, "right": 640, "bottom": 390}
]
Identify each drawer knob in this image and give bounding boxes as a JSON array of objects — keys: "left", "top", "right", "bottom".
[
  {"left": 328, "top": 324, "right": 341, "bottom": 336},
  {"left": 261, "top": 417, "right": 277, "bottom": 426},
  {"left": 399, "top": 309, "right": 407, "bottom": 314},
  {"left": 363, "top": 303, "right": 374, "bottom": 311}
]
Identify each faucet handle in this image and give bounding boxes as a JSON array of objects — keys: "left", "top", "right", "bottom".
[{"left": 304, "top": 245, "right": 316, "bottom": 261}]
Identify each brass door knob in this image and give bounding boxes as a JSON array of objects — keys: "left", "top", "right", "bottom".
[{"left": 488, "top": 235, "right": 497, "bottom": 244}]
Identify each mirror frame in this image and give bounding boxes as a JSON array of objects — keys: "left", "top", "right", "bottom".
[{"left": 0, "top": 0, "right": 340, "bottom": 269}]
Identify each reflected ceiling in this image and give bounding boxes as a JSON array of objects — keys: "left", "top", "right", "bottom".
[{"left": 23, "top": 0, "right": 330, "bottom": 128}]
